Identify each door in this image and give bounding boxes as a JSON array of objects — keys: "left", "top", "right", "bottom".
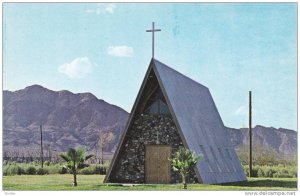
[{"left": 145, "top": 145, "right": 171, "bottom": 183}]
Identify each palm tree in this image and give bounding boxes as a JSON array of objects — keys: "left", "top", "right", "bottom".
[
  {"left": 169, "top": 147, "right": 202, "bottom": 189},
  {"left": 59, "top": 148, "right": 93, "bottom": 186}
]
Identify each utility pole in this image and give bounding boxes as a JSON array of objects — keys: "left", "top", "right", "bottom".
[
  {"left": 48, "top": 144, "right": 51, "bottom": 162},
  {"left": 99, "top": 130, "right": 104, "bottom": 165},
  {"left": 40, "top": 125, "right": 44, "bottom": 168},
  {"left": 249, "top": 91, "right": 252, "bottom": 177}
]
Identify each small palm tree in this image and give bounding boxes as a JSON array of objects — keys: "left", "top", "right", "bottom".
[
  {"left": 169, "top": 147, "right": 202, "bottom": 189},
  {"left": 59, "top": 148, "right": 93, "bottom": 186}
]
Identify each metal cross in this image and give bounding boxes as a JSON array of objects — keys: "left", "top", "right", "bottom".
[{"left": 146, "top": 22, "right": 161, "bottom": 58}]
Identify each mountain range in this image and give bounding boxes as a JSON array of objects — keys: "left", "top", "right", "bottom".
[
  {"left": 3, "top": 85, "right": 297, "bottom": 159},
  {"left": 3, "top": 85, "right": 127, "bottom": 153}
]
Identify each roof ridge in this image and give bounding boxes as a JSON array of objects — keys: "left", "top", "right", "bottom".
[{"left": 152, "top": 59, "right": 208, "bottom": 90}]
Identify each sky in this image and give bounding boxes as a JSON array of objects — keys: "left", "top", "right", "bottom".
[{"left": 3, "top": 3, "right": 297, "bottom": 130}]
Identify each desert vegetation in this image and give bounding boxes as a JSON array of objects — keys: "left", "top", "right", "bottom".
[
  {"left": 169, "top": 147, "right": 202, "bottom": 189},
  {"left": 3, "top": 160, "right": 109, "bottom": 176},
  {"left": 3, "top": 144, "right": 297, "bottom": 179},
  {"left": 3, "top": 161, "right": 296, "bottom": 178},
  {"left": 2, "top": 147, "right": 297, "bottom": 190},
  {"left": 243, "top": 165, "right": 297, "bottom": 178}
]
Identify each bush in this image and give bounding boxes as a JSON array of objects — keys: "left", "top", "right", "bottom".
[
  {"left": 44, "top": 161, "right": 50, "bottom": 166},
  {"left": 3, "top": 165, "right": 25, "bottom": 176},
  {"left": 251, "top": 166, "right": 259, "bottom": 177},
  {"left": 32, "top": 161, "right": 40, "bottom": 166},
  {"left": 17, "top": 166, "right": 26, "bottom": 175},
  {"left": 3, "top": 166, "right": 9, "bottom": 176},
  {"left": 14, "top": 165, "right": 25, "bottom": 175},
  {"left": 4, "top": 163, "right": 110, "bottom": 175},
  {"left": 76, "top": 164, "right": 108, "bottom": 175},
  {"left": 37, "top": 168, "right": 49, "bottom": 175},
  {"left": 243, "top": 164, "right": 297, "bottom": 178},
  {"left": 262, "top": 166, "right": 274, "bottom": 177},
  {"left": 58, "top": 166, "right": 68, "bottom": 174},
  {"left": 47, "top": 165, "right": 60, "bottom": 174},
  {"left": 257, "top": 168, "right": 263, "bottom": 177},
  {"left": 79, "top": 167, "right": 94, "bottom": 175},
  {"left": 9, "top": 165, "right": 19, "bottom": 175},
  {"left": 286, "top": 166, "right": 297, "bottom": 178},
  {"left": 95, "top": 165, "right": 107, "bottom": 175},
  {"left": 26, "top": 166, "right": 37, "bottom": 175}
]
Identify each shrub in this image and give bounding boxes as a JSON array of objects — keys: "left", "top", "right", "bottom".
[
  {"left": 3, "top": 165, "right": 25, "bottom": 175},
  {"left": 262, "top": 166, "right": 274, "bottom": 177},
  {"left": 58, "top": 166, "right": 68, "bottom": 174},
  {"left": 3, "top": 165, "right": 15, "bottom": 176},
  {"left": 37, "top": 168, "right": 49, "bottom": 175},
  {"left": 26, "top": 166, "right": 37, "bottom": 175},
  {"left": 9, "top": 165, "right": 19, "bottom": 175},
  {"left": 79, "top": 167, "right": 94, "bottom": 175},
  {"left": 95, "top": 165, "right": 107, "bottom": 175},
  {"left": 47, "top": 165, "right": 60, "bottom": 174},
  {"left": 274, "top": 168, "right": 291, "bottom": 178},
  {"left": 257, "top": 168, "right": 262, "bottom": 177},
  {"left": 243, "top": 165, "right": 249, "bottom": 176},
  {"left": 3, "top": 166, "right": 9, "bottom": 176},
  {"left": 17, "top": 166, "right": 26, "bottom": 175},
  {"left": 251, "top": 166, "right": 259, "bottom": 177},
  {"left": 243, "top": 164, "right": 297, "bottom": 178},
  {"left": 44, "top": 161, "right": 50, "bottom": 166},
  {"left": 74, "top": 164, "right": 108, "bottom": 175},
  {"left": 287, "top": 166, "right": 297, "bottom": 178}
]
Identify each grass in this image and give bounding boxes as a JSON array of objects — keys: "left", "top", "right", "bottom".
[{"left": 2, "top": 174, "right": 297, "bottom": 191}]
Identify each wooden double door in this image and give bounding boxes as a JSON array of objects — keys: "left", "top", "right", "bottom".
[{"left": 145, "top": 145, "right": 171, "bottom": 184}]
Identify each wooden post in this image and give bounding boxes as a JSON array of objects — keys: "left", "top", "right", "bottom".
[
  {"left": 48, "top": 144, "right": 51, "bottom": 162},
  {"left": 100, "top": 130, "right": 104, "bottom": 165},
  {"left": 249, "top": 91, "right": 252, "bottom": 177},
  {"left": 40, "top": 125, "right": 44, "bottom": 168}
]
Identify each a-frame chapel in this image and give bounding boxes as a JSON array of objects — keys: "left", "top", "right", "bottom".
[{"left": 104, "top": 58, "right": 247, "bottom": 184}]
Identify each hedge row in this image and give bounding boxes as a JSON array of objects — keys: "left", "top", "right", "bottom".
[
  {"left": 3, "top": 165, "right": 49, "bottom": 176},
  {"left": 78, "top": 165, "right": 107, "bottom": 175},
  {"left": 243, "top": 165, "right": 297, "bottom": 178},
  {"left": 3, "top": 162, "right": 108, "bottom": 176},
  {"left": 4, "top": 162, "right": 296, "bottom": 178}
]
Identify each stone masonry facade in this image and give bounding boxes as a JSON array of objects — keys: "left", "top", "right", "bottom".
[{"left": 108, "top": 114, "right": 199, "bottom": 183}]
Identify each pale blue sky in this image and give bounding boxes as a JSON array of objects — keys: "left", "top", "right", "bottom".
[{"left": 3, "top": 3, "right": 297, "bottom": 130}]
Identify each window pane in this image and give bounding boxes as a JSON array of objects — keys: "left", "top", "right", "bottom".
[{"left": 144, "top": 87, "right": 170, "bottom": 115}]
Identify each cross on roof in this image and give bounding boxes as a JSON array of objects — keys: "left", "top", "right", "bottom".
[{"left": 146, "top": 22, "right": 161, "bottom": 58}]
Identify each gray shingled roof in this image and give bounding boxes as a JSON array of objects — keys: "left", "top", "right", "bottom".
[
  {"left": 152, "top": 59, "right": 247, "bottom": 184},
  {"left": 104, "top": 58, "right": 247, "bottom": 184}
]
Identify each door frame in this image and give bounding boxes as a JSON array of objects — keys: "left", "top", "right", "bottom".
[{"left": 144, "top": 144, "right": 172, "bottom": 184}]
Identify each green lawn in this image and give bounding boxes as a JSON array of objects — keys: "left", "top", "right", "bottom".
[{"left": 2, "top": 174, "right": 297, "bottom": 191}]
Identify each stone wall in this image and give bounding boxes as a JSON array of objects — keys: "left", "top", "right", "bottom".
[{"left": 108, "top": 114, "right": 199, "bottom": 183}]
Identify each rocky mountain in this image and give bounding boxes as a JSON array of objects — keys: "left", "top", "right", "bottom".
[
  {"left": 3, "top": 85, "right": 129, "bottom": 153},
  {"left": 3, "top": 85, "right": 297, "bottom": 159},
  {"left": 227, "top": 126, "right": 297, "bottom": 155}
]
